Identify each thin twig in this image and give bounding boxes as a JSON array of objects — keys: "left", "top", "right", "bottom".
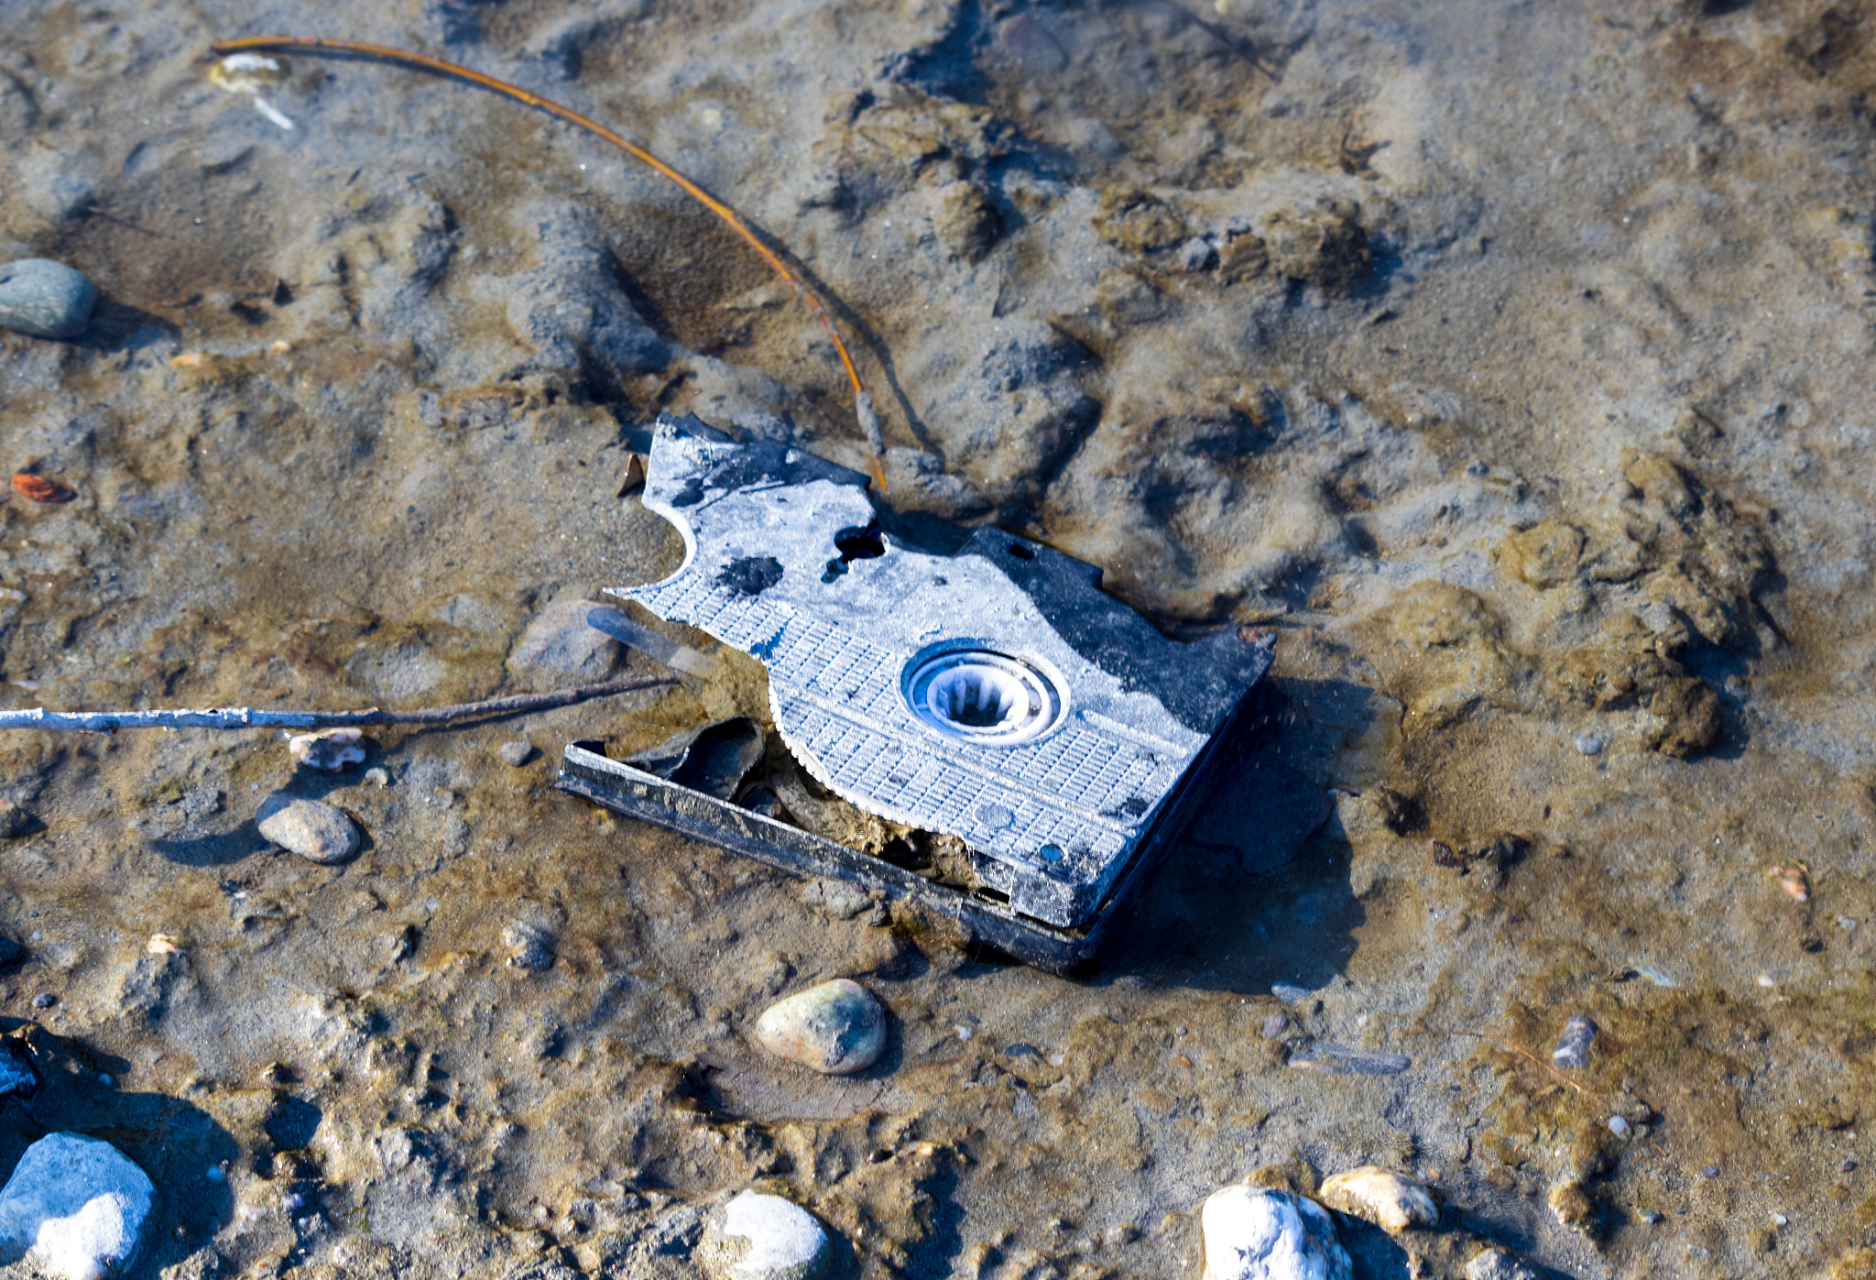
[
  {"left": 1433, "top": 1027, "right": 1592, "bottom": 1097},
  {"left": 207, "top": 34, "right": 887, "bottom": 490},
  {"left": 0, "top": 676, "right": 671, "bottom": 734}
]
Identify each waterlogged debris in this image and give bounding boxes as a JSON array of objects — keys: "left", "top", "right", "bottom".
[
  {"left": 288, "top": 727, "right": 368, "bottom": 772},
  {"left": 1551, "top": 1014, "right": 1598, "bottom": 1069},
  {"left": 698, "top": 1190, "right": 835, "bottom": 1280},
  {"left": 1768, "top": 862, "right": 1811, "bottom": 902},
  {"left": 1199, "top": 1185, "right": 1351, "bottom": 1280},
  {"left": 1318, "top": 1166, "right": 1439, "bottom": 1234},
  {"left": 1288, "top": 1041, "right": 1410, "bottom": 1076},
  {"left": 11, "top": 473, "right": 76, "bottom": 504},
  {"left": 208, "top": 52, "right": 296, "bottom": 131},
  {"left": 755, "top": 979, "right": 886, "bottom": 1075}
]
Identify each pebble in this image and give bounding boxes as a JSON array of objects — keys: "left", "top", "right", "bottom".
[
  {"left": 0, "top": 259, "right": 97, "bottom": 340},
  {"left": 1270, "top": 981, "right": 1312, "bottom": 1005},
  {"left": 1639, "top": 1210, "right": 1663, "bottom": 1224},
  {"left": 32, "top": 993, "right": 55, "bottom": 1009},
  {"left": 1318, "top": 1166, "right": 1439, "bottom": 1234},
  {"left": 503, "top": 919, "right": 556, "bottom": 970},
  {"left": 1198, "top": 1186, "right": 1351, "bottom": 1280},
  {"left": 497, "top": 740, "right": 537, "bottom": 767},
  {"left": 1573, "top": 733, "right": 1603, "bottom": 756},
  {"left": 754, "top": 978, "right": 886, "bottom": 1075},
  {"left": 1702, "top": 1165, "right": 1721, "bottom": 1178},
  {"left": 288, "top": 728, "right": 368, "bottom": 772},
  {"left": 1261, "top": 1013, "right": 1290, "bottom": 1039},
  {"left": 0, "top": 1132, "right": 155, "bottom": 1280},
  {"left": 1465, "top": 1247, "right": 1543, "bottom": 1280},
  {"left": 1844, "top": 1159, "right": 1859, "bottom": 1173},
  {"left": 1608, "top": 1116, "right": 1632, "bottom": 1140},
  {"left": 256, "top": 795, "right": 360, "bottom": 865},
  {"left": 507, "top": 599, "right": 626, "bottom": 680},
  {"left": 1551, "top": 1014, "right": 1598, "bottom": 1069},
  {"left": 697, "top": 1190, "right": 834, "bottom": 1280}
]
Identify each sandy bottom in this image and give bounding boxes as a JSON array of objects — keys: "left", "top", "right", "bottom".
[{"left": 3, "top": 1, "right": 1876, "bottom": 1277}]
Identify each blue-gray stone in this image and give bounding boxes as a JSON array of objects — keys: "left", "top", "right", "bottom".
[{"left": 0, "top": 259, "right": 97, "bottom": 340}]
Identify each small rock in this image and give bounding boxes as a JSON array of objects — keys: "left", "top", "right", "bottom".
[
  {"left": 1465, "top": 1247, "right": 1543, "bottom": 1280},
  {"left": 1547, "top": 1179, "right": 1596, "bottom": 1236},
  {"left": 1260, "top": 1013, "right": 1289, "bottom": 1039},
  {"left": 1608, "top": 1116, "right": 1632, "bottom": 1140},
  {"left": 1639, "top": 1210, "right": 1663, "bottom": 1224},
  {"left": 1270, "top": 981, "right": 1312, "bottom": 1005},
  {"left": 1702, "top": 1165, "right": 1721, "bottom": 1178},
  {"left": 697, "top": 1190, "right": 834, "bottom": 1280},
  {"left": 1198, "top": 1186, "right": 1351, "bottom": 1280},
  {"left": 256, "top": 796, "right": 360, "bottom": 865},
  {"left": 754, "top": 978, "right": 886, "bottom": 1075},
  {"left": 288, "top": 728, "right": 368, "bottom": 772},
  {"left": 507, "top": 599, "right": 625, "bottom": 680},
  {"left": 1551, "top": 1014, "right": 1598, "bottom": 1069},
  {"left": 801, "top": 878, "right": 871, "bottom": 922},
  {"left": 497, "top": 740, "right": 537, "bottom": 767},
  {"left": 503, "top": 919, "right": 556, "bottom": 970},
  {"left": 0, "top": 1132, "right": 155, "bottom": 1280},
  {"left": 363, "top": 767, "right": 391, "bottom": 788},
  {"left": 1573, "top": 733, "right": 1603, "bottom": 757},
  {"left": 0, "top": 259, "right": 97, "bottom": 340},
  {"left": 1318, "top": 1167, "right": 1439, "bottom": 1234},
  {"left": 32, "top": 994, "right": 54, "bottom": 1009},
  {"left": 1844, "top": 1159, "right": 1859, "bottom": 1173}
]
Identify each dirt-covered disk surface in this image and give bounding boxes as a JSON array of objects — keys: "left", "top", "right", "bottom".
[{"left": 4, "top": 0, "right": 1876, "bottom": 1277}]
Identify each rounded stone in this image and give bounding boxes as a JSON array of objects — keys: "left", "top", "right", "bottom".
[
  {"left": 497, "top": 739, "right": 537, "bottom": 767},
  {"left": 1318, "top": 1166, "right": 1439, "bottom": 1234},
  {"left": 256, "top": 795, "right": 360, "bottom": 864},
  {"left": 0, "top": 1132, "right": 155, "bottom": 1280},
  {"left": 754, "top": 978, "right": 885, "bottom": 1075},
  {"left": 698, "top": 1191, "right": 833, "bottom": 1280},
  {"left": 0, "top": 259, "right": 97, "bottom": 340},
  {"left": 1199, "top": 1186, "right": 1351, "bottom": 1280}
]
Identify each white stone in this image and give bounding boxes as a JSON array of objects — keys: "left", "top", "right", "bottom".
[
  {"left": 1199, "top": 1186, "right": 1351, "bottom": 1280},
  {"left": 0, "top": 1133, "right": 154, "bottom": 1280},
  {"left": 699, "top": 1190, "right": 833, "bottom": 1280},
  {"left": 1318, "top": 1166, "right": 1439, "bottom": 1234}
]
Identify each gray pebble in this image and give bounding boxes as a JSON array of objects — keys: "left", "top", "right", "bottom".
[
  {"left": 1573, "top": 733, "right": 1603, "bottom": 757},
  {"left": 1702, "top": 1165, "right": 1720, "bottom": 1178},
  {"left": 1640, "top": 1210, "right": 1663, "bottom": 1224},
  {"left": 755, "top": 978, "right": 886, "bottom": 1075},
  {"left": 1466, "top": 1247, "right": 1542, "bottom": 1280},
  {"left": 256, "top": 795, "right": 361, "bottom": 865},
  {"left": 31, "top": 993, "right": 54, "bottom": 1009},
  {"left": 0, "top": 258, "right": 97, "bottom": 340},
  {"left": 1551, "top": 1014, "right": 1597, "bottom": 1069},
  {"left": 507, "top": 599, "right": 625, "bottom": 680},
  {"left": 802, "top": 878, "right": 871, "bottom": 922},
  {"left": 503, "top": 919, "right": 556, "bottom": 970},
  {"left": 1260, "top": 1012, "right": 1289, "bottom": 1039},
  {"left": 1270, "top": 981, "right": 1312, "bottom": 1005},
  {"left": 497, "top": 740, "right": 537, "bottom": 767}
]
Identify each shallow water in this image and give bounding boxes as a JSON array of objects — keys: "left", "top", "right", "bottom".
[{"left": 3, "top": 1, "right": 1876, "bottom": 1277}]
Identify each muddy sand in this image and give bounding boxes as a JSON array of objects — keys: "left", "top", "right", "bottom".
[{"left": 4, "top": 0, "right": 1876, "bottom": 1277}]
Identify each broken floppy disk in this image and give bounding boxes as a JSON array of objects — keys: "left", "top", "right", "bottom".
[{"left": 557, "top": 417, "right": 1272, "bottom": 969}]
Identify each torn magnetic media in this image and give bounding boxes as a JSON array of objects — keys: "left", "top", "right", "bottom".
[{"left": 557, "top": 416, "right": 1272, "bottom": 970}]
